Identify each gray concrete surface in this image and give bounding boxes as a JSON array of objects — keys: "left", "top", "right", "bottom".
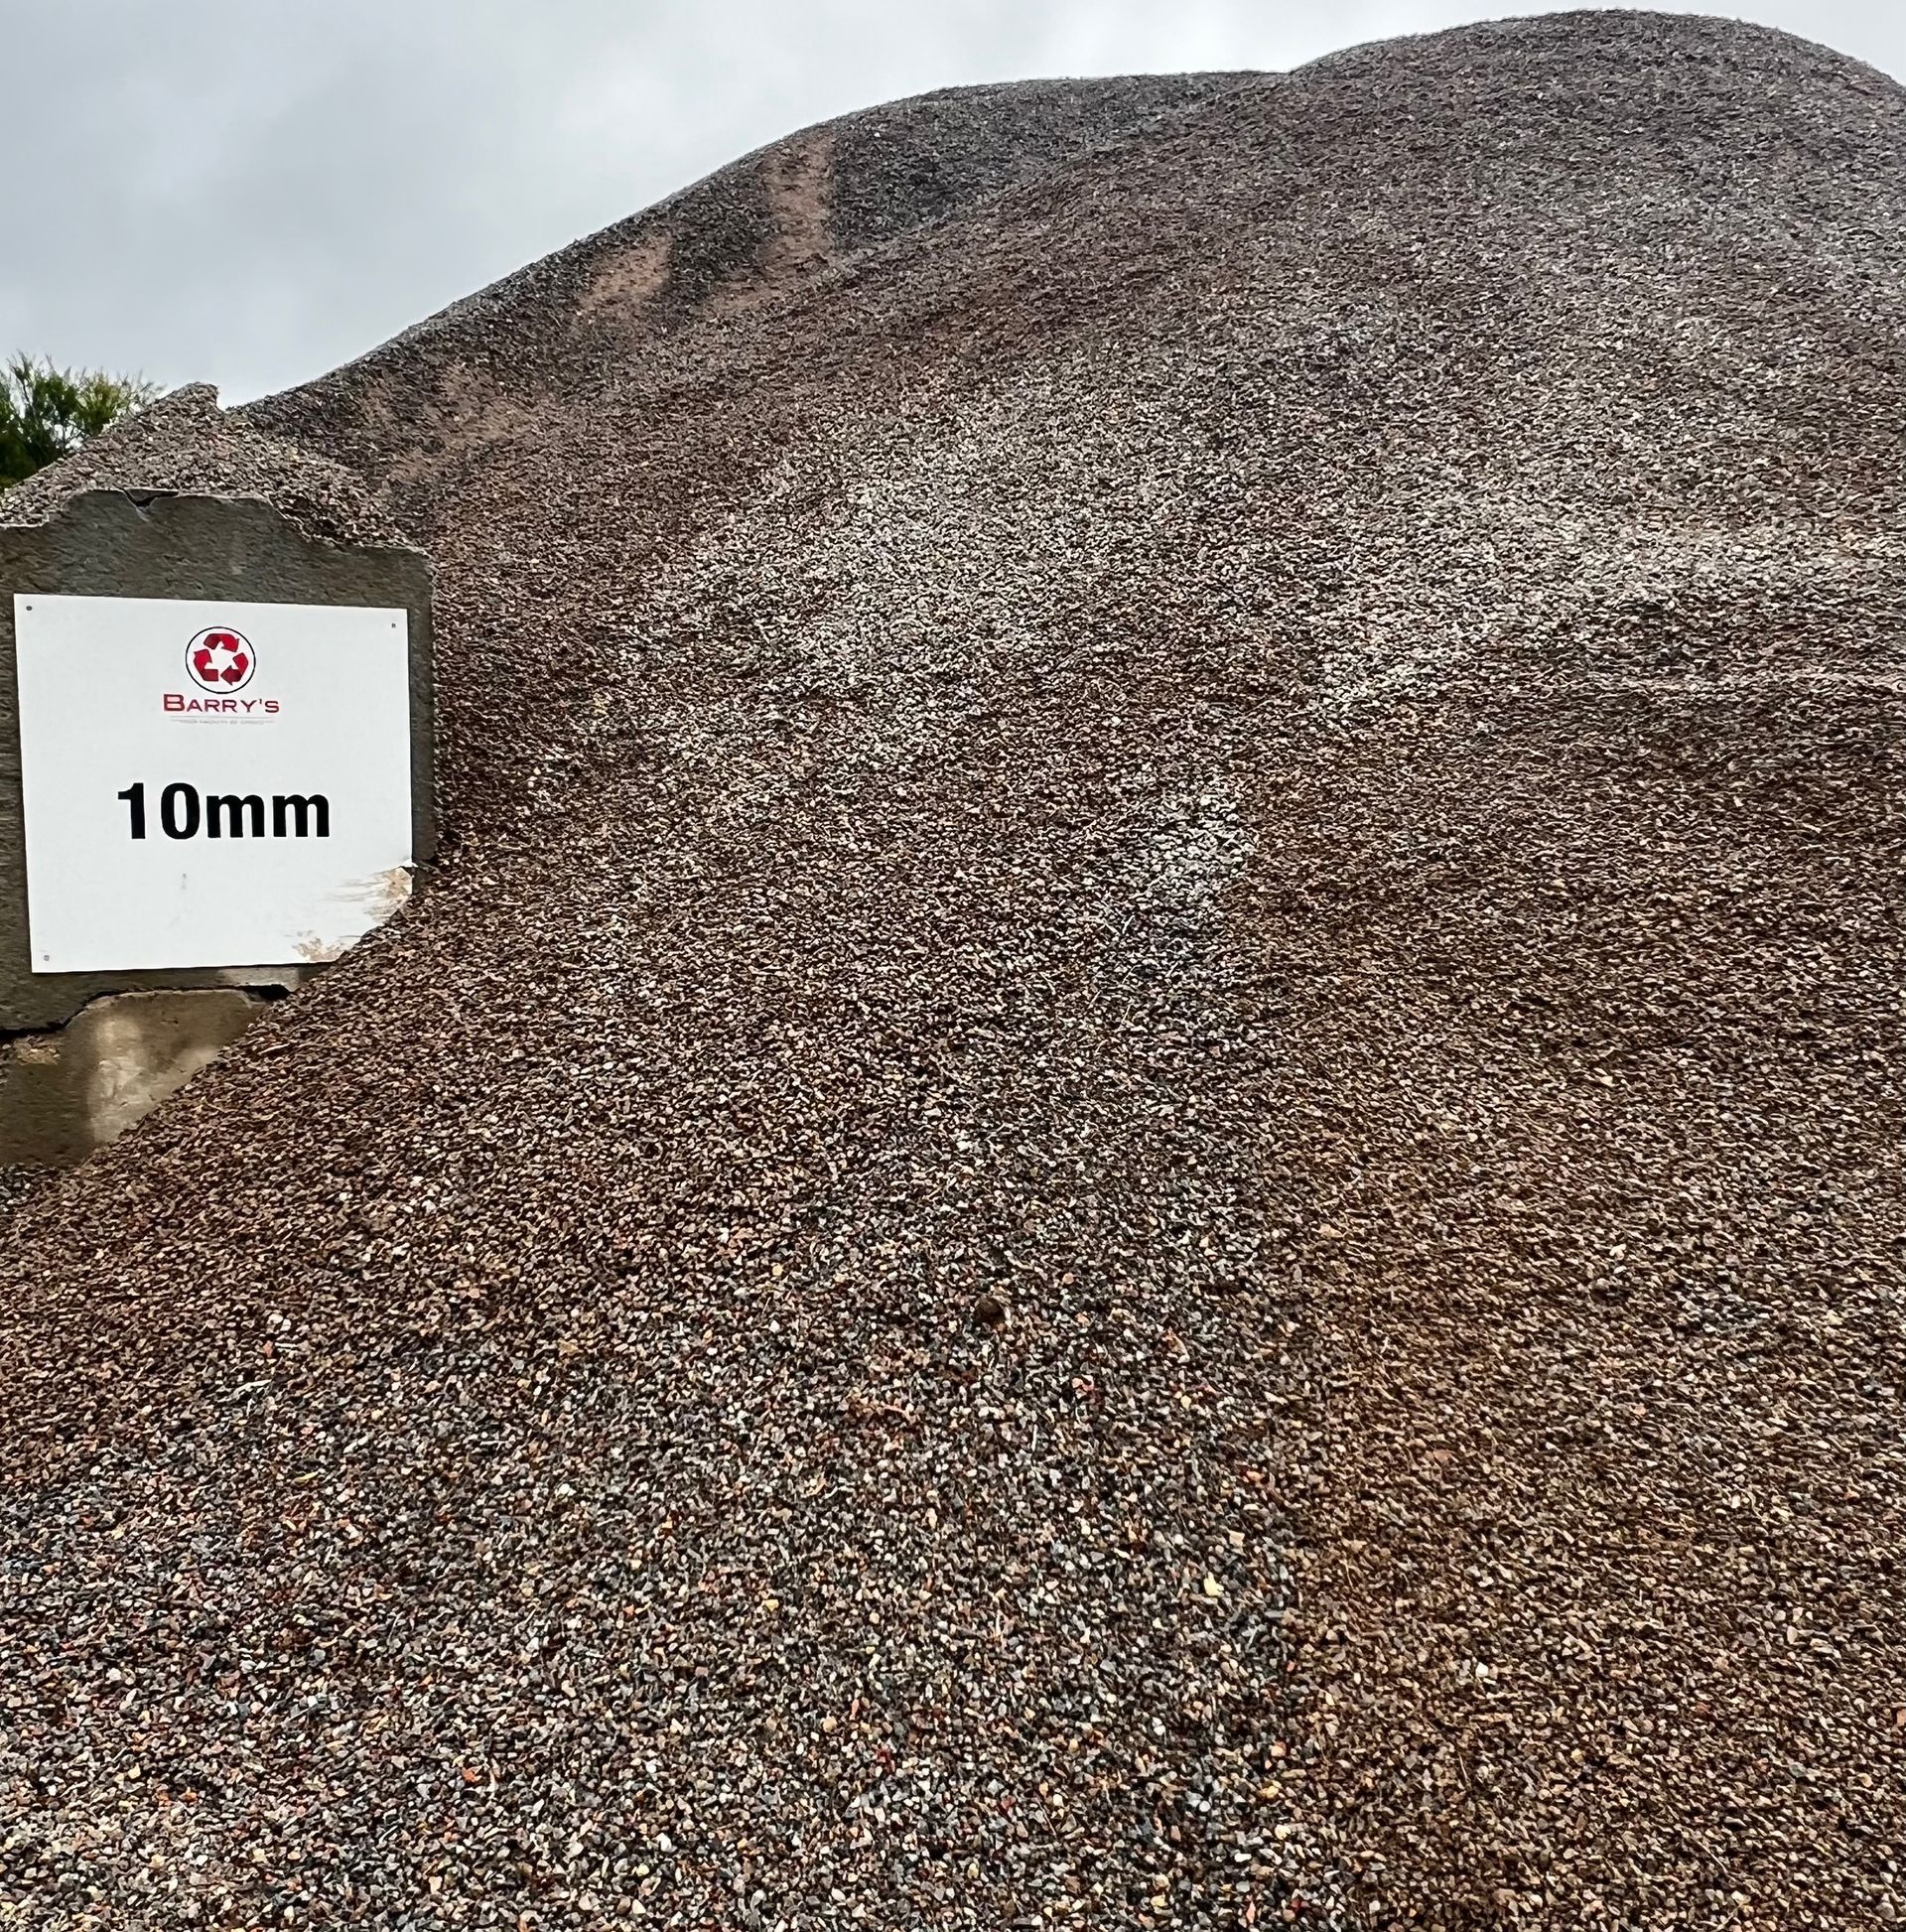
[{"left": 0, "top": 987, "right": 265, "bottom": 1166}]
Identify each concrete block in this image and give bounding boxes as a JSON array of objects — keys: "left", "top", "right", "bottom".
[{"left": 0, "top": 988, "right": 265, "bottom": 1166}]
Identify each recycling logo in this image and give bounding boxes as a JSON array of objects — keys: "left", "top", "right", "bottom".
[{"left": 186, "top": 626, "right": 255, "bottom": 693}]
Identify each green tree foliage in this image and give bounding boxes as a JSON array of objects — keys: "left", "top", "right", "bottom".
[{"left": 0, "top": 355, "right": 159, "bottom": 489}]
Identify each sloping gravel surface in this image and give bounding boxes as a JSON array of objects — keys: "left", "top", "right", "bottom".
[
  {"left": 0, "top": 385, "right": 406, "bottom": 551},
  {"left": 0, "top": 1163, "right": 52, "bottom": 1229},
  {"left": 4, "top": 12, "right": 1904, "bottom": 1930},
  {"left": 245, "top": 74, "right": 1246, "bottom": 508}
]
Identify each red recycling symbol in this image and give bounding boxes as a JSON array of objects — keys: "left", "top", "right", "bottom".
[{"left": 185, "top": 626, "right": 256, "bottom": 693}]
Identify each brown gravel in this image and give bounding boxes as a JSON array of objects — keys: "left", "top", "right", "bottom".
[
  {"left": 0, "top": 1163, "right": 53, "bottom": 1228},
  {"left": 0, "top": 383, "right": 407, "bottom": 550},
  {"left": 4, "top": 11, "right": 1904, "bottom": 1929}
]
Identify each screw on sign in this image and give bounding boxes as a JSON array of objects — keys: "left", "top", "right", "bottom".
[{"left": 186, "top": 625, "right": 255, "bottom": 693}]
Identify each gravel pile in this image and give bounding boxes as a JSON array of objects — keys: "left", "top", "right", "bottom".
[
  {"left": 244, "top": 75, "right": 1244, "bottom": 503},
  {"left": 5, "top": 12, "right": 1904, "bottom": 1929},
  {"left": 0, "top": 383, "right": 407, "bottom": 551},
  {"left": 0, "top": 1163, "right": 51, "bottom": 1226}
]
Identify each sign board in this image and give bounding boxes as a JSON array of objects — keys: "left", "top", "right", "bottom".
[{"left": 13, "top": 593, "right": 414, "bottom": 972}]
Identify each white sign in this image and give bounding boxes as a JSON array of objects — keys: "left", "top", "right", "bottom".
[{"left": 14, "top": 593, "right": 414, "bottom": 972}]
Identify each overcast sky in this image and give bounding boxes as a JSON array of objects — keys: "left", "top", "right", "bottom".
[{"left": 4, "top": 0, "right": 1899, "bottom": 404}]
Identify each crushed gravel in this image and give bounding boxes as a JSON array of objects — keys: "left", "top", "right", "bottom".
[
  {"left": 0, "top": 383, "right": 409, "bottom": 552},
  {"left": 244, "top": 73, "right": 1245, "bottom": 496},
  {"left": 0, "top": 1162, "right": 53, "bottom": 1229},
  {"left": 3, "top": 11, "right": 1904, "bottom": 1929}
]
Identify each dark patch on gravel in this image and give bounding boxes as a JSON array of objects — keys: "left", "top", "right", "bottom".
[
  {"left": 3, "top": 11, "right": 1903, "bottom": 1929},
  {"left": 0, "top": 1161, "right": 54, "bottom": 1229}
]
